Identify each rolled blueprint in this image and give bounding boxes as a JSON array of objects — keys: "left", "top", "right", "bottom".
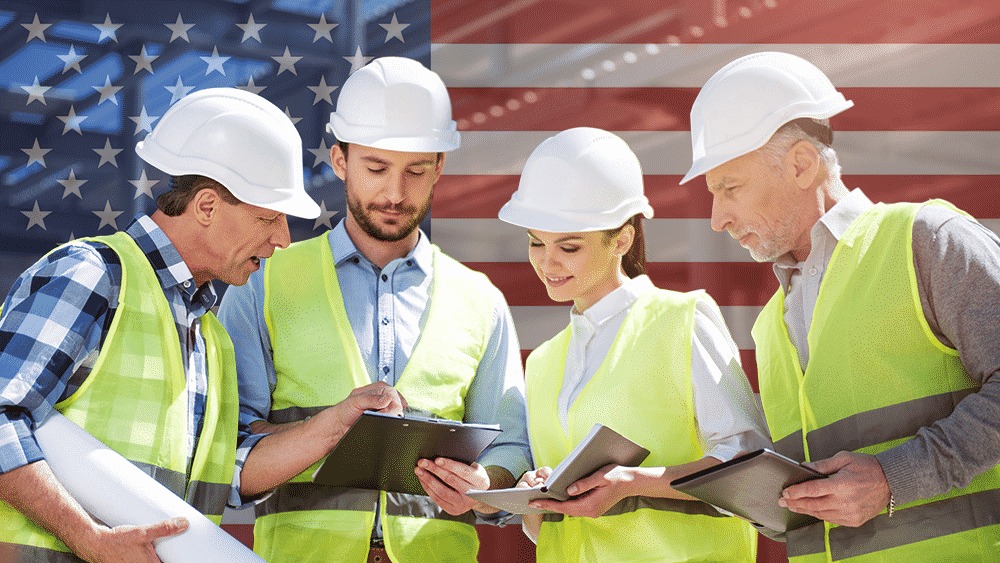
[{"left": 35, "top": 412, "right": 264, "bottom": 562}]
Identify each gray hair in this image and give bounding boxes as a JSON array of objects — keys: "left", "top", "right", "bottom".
[{"left": 759, "top": 118, "right": 842, "bottom": 189}]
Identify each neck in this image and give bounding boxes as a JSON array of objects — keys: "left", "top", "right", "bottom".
[
  {"left": 150, "top": 210, "right": 209, "bottom": 287},
  {"left": 344, "top": 217, "right": 420, "bottom": 269},
  {"left": 572, "top": 269, "right": 629, "bottom": 314},
  {"left": 789, "top": 177, "right": 850, "bottom": 262}
]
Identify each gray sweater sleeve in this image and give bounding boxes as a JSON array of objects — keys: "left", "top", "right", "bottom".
[{"left": 875, "top": 205, "right": 1000, "bottom": 506}]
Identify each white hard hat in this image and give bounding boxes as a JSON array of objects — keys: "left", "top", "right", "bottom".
[
  {"left": 327, "top": 56, "right": 460, "bottom": 153},
  {"left": 498, "top": 127, "right": 653, "bottom": 232},
  {"left": 136, "top": 87, "right": 320, "bottom": 219},
  {"left": 679, "top": 51, "right": 854, "bottom": 184}
]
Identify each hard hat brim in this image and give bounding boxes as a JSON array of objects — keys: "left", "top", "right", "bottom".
[
  {"left": 498, "top": 198, "right": 653, "bottom": 233},
  {"left": 326, "top": 121, "right": 460, "bottom": 153}
]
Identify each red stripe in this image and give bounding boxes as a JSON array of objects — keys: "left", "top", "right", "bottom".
[
  {"left": 469, "top": 262, "right": 777, "bottom": 307},
  {"left": 432, "top": 0, "right": 1000, "bottom": 44},
  {"left": 435, "top": 175, "right": 1000, "bottom": 219},
  {"left": 452, "top": 88, "right": 1000, "bottom": 132}
]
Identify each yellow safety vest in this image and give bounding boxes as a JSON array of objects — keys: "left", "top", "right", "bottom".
[
  {"left": 527, "top": 288, "right": 757, "bottom": 563},
  {"left": 255, "top": 234, "right": 499, "bottom": 563},
  {"left": 753, "top": 200, "right": 1000, "bottom": 562},
  {"left": 0, "top": 232, "right": 239, "bottom": 561}
]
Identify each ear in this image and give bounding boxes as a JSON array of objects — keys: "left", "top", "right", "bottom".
[
  {"left": 331, "top": 144, "right": 348, "bottom": 182},
  {"left": 613, "top": 223, "right": 635, "bottom": 257},
  {"left": 785, "top": 140, "right": 821, "bottom": 191},
  {"left": 191, "top": 188, "right": 219, "bottom": 227},
  {"left": 432, "top": 152, "right": 446, "bottom": 182}
]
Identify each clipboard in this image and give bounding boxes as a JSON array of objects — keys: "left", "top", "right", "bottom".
[
  {"left": 312, "top": 411, "right": 502, "bottom": 496},
  {"left": 670, "top": 448, "right": 826, "bottom": 532}
]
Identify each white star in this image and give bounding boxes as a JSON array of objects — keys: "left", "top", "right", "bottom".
[
  {"left": 92, "top": 75, "right": 123, "bottom": 105},
  {"left": 307, "top": 14, "right": 338, "bottom": 43},
  {"left": 129, "top": 169, "right": 160, "bottom": 199},
  {"left": 307, "top": 76, "right": 338, "bottom": 106},
  {"left": 21, "top": 13, "right": 50, "bottom": 43},
  {"left": 236, "top": 13, "right": 266, "bottom": 43},
  {"left": 57, "top": 45, "right": 86, "bottom": 74},
  {"left": 129, "top": 44, "right": 158, "bottom": 74},
  {"left": 379, "top": 13, "right": 409, "bottom": 43},
  {"left": 284, "top": 107, "right": 302, "bottom": 125},
  {"left": 21, "top": 138, "right": 51, "bottom": 168},
  {"left": 165, "top": 13, "right": 194, "bottom": 43},
  {"left": 312, "top": 200, "right": 339, "bottom": 231},
  {"left": 200, "top": 46, "right": 230, "bottom": 76},
  {"left": 307, "top": 138, "right": 332, "bottom": 169},
  {"left": 272, "top": 47, "right": 302, "bottom": 76},
  {"left": 57, "top": 105, "right": 88, "bottom": 135},
  {"left": 129, "top": 106, "right": 160, "bottom": 135},
  {"left": 57, "top": 169, "right": 88, "bottom": 199},
  {"left": 238, "top": 75, "right": 266, "bottom": 95},
  {"left": 344, "top": 46, "right": 373, "bottom": 74},
  {"left": 164, "top": 76, "right": 194, "bottom": 104},
  {"left": 93, "top": 13, "right": 123, "bottom": 43},
  {"left": 22, "top": 201, "right": 51, "bottom": 231},
  {"left": 21, "top": 76, "right": 50, "bottom": 106},
  {"left": 94, "top": 138, "right": 123, "bottom": 168},
  {"left": 93, "top": 200, "right": 124, "bottom": 231}
]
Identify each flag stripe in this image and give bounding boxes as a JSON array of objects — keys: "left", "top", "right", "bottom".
[
  {"left": 432, "top": 44, "right": 1000, "bottom": 88},
  {"left": 434, "top": 175, "right": 1000, "bottom": 219},
  {"left": 444, "top": 131, "right": 1000, "bottom": 175},
  {"left": 450, "top": 87, "right": 1000, "bottom": 132},
  {"left": 431, "top": 1, "right": 1000, "bottom": 45}
]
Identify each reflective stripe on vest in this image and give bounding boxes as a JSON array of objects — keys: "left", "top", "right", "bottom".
[
  {"left": 257, "top": 234, "right": 495, "bottom": 562},
  {"left": 527, "top": 289, "right": 757, "bottom": 563},
  {"left": 753, "top": 200, "right": 1000, "bottom": 561},
  {"left": 0, "top": 232, "right": 238, "bottom": 557}
]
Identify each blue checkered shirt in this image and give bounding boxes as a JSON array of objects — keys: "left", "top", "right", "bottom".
[{"left": 0, "top": 214, "right": 255, "bottom": 506}]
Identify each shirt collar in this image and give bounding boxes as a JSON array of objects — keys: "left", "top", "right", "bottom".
[
  {"left": 570, "top": 274, "right": 655, "bottom": 327},
  {"left": 328, "top": 218, "right": 432, "bottom": 274},
  {"left": 125, "top": 214, "right": 216, "bottom": 310}
]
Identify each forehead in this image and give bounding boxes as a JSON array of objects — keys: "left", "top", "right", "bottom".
[
  {"left": 705, "top": 150, "right": 770, "bottom": 189},
  {"left": 527, "top": 229, "right": 600, "bottom": 243},
  {"left": 349, "top": 144, "right": 437, "bottom": 167}
]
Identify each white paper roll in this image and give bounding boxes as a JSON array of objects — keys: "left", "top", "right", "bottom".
[{"left": 35, "top": 412, "right": 264, "bottom": 562}]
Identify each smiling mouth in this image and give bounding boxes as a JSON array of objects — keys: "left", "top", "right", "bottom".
[{"left": 545, "top": 275, "right": 572, "bottom": 286}]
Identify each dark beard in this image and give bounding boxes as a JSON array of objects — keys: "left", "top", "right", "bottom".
[{"left": 345, "top": 186, "right": 432, "bottom": 242}]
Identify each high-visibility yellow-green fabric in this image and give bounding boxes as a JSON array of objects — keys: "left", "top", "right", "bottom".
[
  {"left": 255, "top": 234, "right": 497, "bottom": 563},
  {"left": 753, "top": 200, "right": 1000, "bottom": 562},
  {"left": 0, "top": 232, "right": 239, "bottom": 559},
  {"left": 527, "top": 288, "right": 757, "bottom": 563}
]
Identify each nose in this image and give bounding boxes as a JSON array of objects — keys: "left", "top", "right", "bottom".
[
  {"left": 383, "top": 172, "right": 406, "bottom": 205},
  {"left": 271, "top": 216, "right": 291, "bottom": 249},
  {"left": 710, "top": 194, "right": 731, "bottom": 233}
]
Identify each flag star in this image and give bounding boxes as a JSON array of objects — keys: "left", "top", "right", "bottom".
[
  {"left": 201, "top": 46, "right": 230, "bottom": 76},
  {"left": 308, "top": 76, "right": 338, "bottom": 106},
  {"left": 283, "top": 107, "right": 302, "bottom": 125},
  {"left": 129, "top": 169, "right": 160, "bottom": 199},
  {"left": 129, "top": 44, "right": 158, "bottom": 74},
  {"left": 165, "top": 13, "right": 194, "bottom": 43},
  {"left": 22, "top": 138, "right": 51, "bottom": 168},
  {"left": 129, "top": 106, "right": 160, "bottom": 135},
  {"left": 272, "top": 47, "right": 302, "bottom": 76},
  {"left": 165, "top": 76, "right": 195, "bottom": 104},
  {"left": 379, "top": 13, "right": 409, "bottom": 43},
  {"left": 238, "top": 75, "right": 266, "bottom": 95},
  {"left": 308, "top": 138, "right": 332, "bottom": 169},
  {"left": 343, "top": 46, "right": 373, "bottom": 73},
  {"left": 21, "top": 76, "right": 51, "bottom": 106},
  {"left": 57, "top": 45, "right": 86, "bottom": 74},
  {"left": 58, "top": 169, "right": 88, "bottom": 199},
  {"left": 94, "top": 138, "right": 123, "bottom": 168},
  {"left": 93, "top": 13, "right": 123, "bottom": 43},
  {"left": 22, "top": 201, "right": 52, "bottom": 231},
  {"left": 237, "top": 13, "right": 266, "bottom": 43},
  {"left": 94, "top": 200, "right": 124, "bottom": 231},
  {"left": 312, "top": 200, "right": 339, "bottom": 231},
  {"left": 57, "top": 105, "right": 88, "bottom": 135},
  {"left": 21, "top": 13, "right": 51, "bottom": 43},
  {"left": 307, "top": 13, "right": 338, "bottom": 43},
  {"left": 92, "top": 75, "right": 123, "bottom": 105}
]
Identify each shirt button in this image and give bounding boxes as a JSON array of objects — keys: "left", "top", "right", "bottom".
[
  {"left": 381, "top": 317, "right": 389, "bottom": 326},
  {"left": 809, "top": 267, "right": 818, "bottom": 276},
  {"left": 381, "top": 274, "right": 388, "bottom": 281},
  {"left": 351, "top": 257, "right": 360, "bottom": 264},
  {"left": 406, "top": 260, "right": 413, "bottom": 267},
  {"left": 382, "top": 366, "right": 390, "bottom": 374},
  {"left": 182, "top": 280, "right": 191, "bottom": 288}
]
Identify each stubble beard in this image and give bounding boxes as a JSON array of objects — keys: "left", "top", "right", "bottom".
[{"left": 345, "top": 182, "right": 432, "bottom": 243}]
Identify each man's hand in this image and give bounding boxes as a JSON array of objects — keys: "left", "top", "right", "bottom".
[
  {"left": 326, "top": 382, "right": 407, "bottom": 431},
  {"left": 528, "top": 464, "right": 635, "bottom": 518},
  {"left": 77, "top": 518, "right": 189, "bottom": 563},
  {"left": 414, "top": 458, "right": 494, "bottom": 515},
  {"left": 516, "top": 467, "right": 551, "bottom": 490},
  {"left": 778, "top": 451, "right": 891, "bottom": 527}
]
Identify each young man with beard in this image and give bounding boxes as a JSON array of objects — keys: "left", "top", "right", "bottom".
[{"left": 218, "top": 57, "right": 531, "bottom": 563}]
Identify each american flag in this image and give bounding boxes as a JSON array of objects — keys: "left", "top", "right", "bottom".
[{"left": 4, "top": 1, "right": 1000, "bottom": 562}]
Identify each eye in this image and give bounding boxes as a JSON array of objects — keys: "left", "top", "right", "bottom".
[
  {"left": 560, "top": 246, "right": 580, "bottom": 254},
  {"left": 529, "top": 241, "right": 543, "bottom": 248},
  {"left": 367, "top": 167, "right": 387, "bottom": 174},
  {"left": 406, "top": 168, "right": 426, "bottom": 176}
]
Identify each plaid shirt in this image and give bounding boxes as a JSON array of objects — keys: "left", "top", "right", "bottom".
[{"left": 0, "top": 214, "right": 256, "bottom": 505}]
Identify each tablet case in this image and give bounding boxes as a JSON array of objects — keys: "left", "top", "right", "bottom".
[
  {"left": 670, "top": 448, "right": 826, "bottom": 532},
  {"left": 312, "top": 411, "right": 502, "bottom": 496}
]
